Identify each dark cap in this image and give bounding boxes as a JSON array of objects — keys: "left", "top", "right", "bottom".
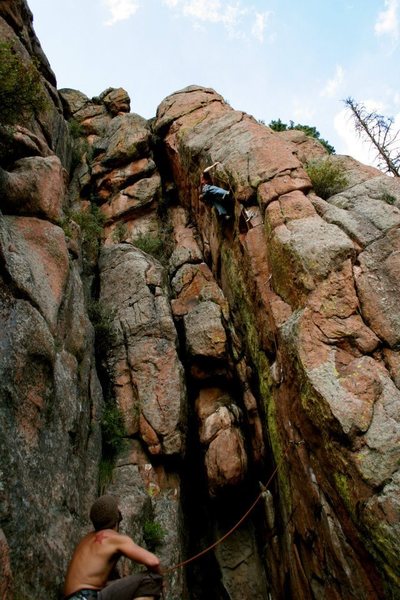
[{"left": 89, "top": 495, "right": 122, "bottom": 531}]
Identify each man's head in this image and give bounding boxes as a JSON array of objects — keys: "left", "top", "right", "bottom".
[
  {"left": 89, "top": 495, "right": 122, "bottom": 531},
  {"left": 201, "top": 170, "right": 212, "bottom": 184}
]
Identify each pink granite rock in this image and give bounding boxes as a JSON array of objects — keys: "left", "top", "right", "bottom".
[{"left": 0, "top": 155, "right": 65, "bottom": 222}]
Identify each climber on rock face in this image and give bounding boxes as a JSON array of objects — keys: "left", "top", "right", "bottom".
[
  {"left": 63, "top": 495, "right": 162, "bottom": 600},
  {"left": 199, "top": 164, "right": 232, "bottom": 220}
]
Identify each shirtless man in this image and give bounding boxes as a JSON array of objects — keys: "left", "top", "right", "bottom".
[{"left": 64, "top": 495, "right": 162, "bottom": 600}]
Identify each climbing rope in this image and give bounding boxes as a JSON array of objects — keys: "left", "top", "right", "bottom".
[{"left": 161, "top": 441, "right": 302, "bottom": 576}]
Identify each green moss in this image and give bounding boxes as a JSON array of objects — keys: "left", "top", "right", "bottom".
[
  {"left": 267, "top": 396, "right": 292, "bottom": 512},
  {"left": 300, "top": 380, "right": 333, "bottom": 431},
  {"left": 221, "top": 246, "right": 273, "bottom": 394},
  {"left": 333, "top": 472, "right": 354, "bottom": 515},
  {"left": 381, "top": 556, "right": 400, "bottom": 596},
  {"left": 221, "top": 246, "right": 293, "bottom": 510},
  {"left": 142, "top": 520, "right": 166, "bottom": 550},
  {"left": 380, "top": 191, "right": 396, "bottom": 205},
  {"left": 222, "top": 246, "right": 300, "bottom": 500}
]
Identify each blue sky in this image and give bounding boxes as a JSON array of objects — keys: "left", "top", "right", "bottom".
[{"left": 28, "top": 0, "right": 400, "bottom": 166}]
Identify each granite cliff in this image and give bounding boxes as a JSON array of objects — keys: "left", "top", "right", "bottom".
[{"left": 0, "top": 1, "right": 399, "bottom": 599}]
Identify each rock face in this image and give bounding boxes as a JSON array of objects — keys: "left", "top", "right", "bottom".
[
  {"left": 98, "top": 244, "right": 186, "bottom": 457},
  {"left": 154, "top": 85, "right": 400, "bottom": 599},
  {"left": 0, "top": 2, "right": 102, "bottom": 598},
  {"left": 1, "top": 3, "right": 400, "bottom": 599}
]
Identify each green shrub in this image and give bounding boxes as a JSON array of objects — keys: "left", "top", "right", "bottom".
[
  {"left": 134, "top": 227, "right": 174, "bottom": 266},
  {"left": 112, "top": 221, "right": 129, "bottom": 243},
  {"left": 88, "top": 299, "right": 116, "bottom": 354},
  {"left": 59, "top": 215, "right": 74, "bottom": 239},
  {"left": 0, "top": 41, "right": 47, "bottom": 126},
  {"left": 68, "top": 119, "right": 91, "bottom": 171},
  {"left": 99, "top": 457, "right": 114, "bottom": 493},
  {"left": 69, "top": 118, "right": 84, "bottom": 139},
  {"left": 305, "top": 158, "right": 348, "bottom": 199},
  {"left": 134, "top": 232, "right": 164, "bottom": 256},
  {"left": 70, "top": 138, "right": 91, "bottom": 171},
  {"left": 143, "top": 520, "right": 166, "bottom": 550},
  {"left": 71, "top": 204, "right": 106, "bottom": 261},
  {"left": 99, "top": 402, "right": 127, "bottom": 492},
  {"left": 101, "top": 403, "right": 126, "bottom": 455}
]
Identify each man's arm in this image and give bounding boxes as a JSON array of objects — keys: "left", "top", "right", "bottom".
[
  {"left": 116, "top": 534, "right": 161, "bottom": 573},
  {"left": 203, "top": 162, "right": 220, "bottom": 173}
]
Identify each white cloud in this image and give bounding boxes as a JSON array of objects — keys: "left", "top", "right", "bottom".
[
  {"left": 163, "top": 0, "right": 270, "bottom": 40},
  {"left": 374, "top": 0, "right": 399, "bottom": 41},
  {"left": 104, "top": 0, "right": 140, "bottom": 26},
  {"left": 334, "top": 108, "right": 377, "bottom": 166},
  {"left": 251, "top": 12, "right": 270, "bottom": 43},
  {"left": 333, "top": 99, "right": 400, "bottom": 169},
  {"left": 181, "top": 0, "right": 246, "bottom": 32},
  {"left": 292, "top": 101, "right": 315, "bottom": 123},
  {"left": 320, "top": 65, "right": 345, "bottom": 98},
  {"left": 393, "top": 91, "right": 400, "bottom": 105},
  {"left": 180, "top": 0, "right": 228, "bottom": 22}
]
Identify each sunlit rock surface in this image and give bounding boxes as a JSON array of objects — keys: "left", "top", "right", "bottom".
[{"left": 1, "top": 2, "right": 400, "bottom": 599}]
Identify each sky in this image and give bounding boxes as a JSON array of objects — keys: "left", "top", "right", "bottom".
[{"left": 27, "top": 0, "right": 400, "bottom": 167}]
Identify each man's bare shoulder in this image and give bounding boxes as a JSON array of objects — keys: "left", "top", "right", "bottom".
[{"left": 91, "top": 529, "right": 127, "bottom": 546}]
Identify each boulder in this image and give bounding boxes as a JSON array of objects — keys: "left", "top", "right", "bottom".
[
  {"left": 268, "top": 213, "right": 355, "bottom": 306},
  {"left": 171, "top": 262, "right": 228, "bottom": 318},
  {"left": 95, "top": 158, "right": 156, "bottom": 198},
  {"left": 168, "top": 206, "right": 203, "bottom": 275},
  {"left": 100, "top": 113, "right": 151, "bottom": 168},
  {"left": 195, "top": 388, "right": 248, "bottom": 493},
  {"left": 0, "top": 216, "right": 69, "bottom": 332},
  {"left": 355, "top": 227, "right": 400, "bottom": 347},
  {"left": 100, "top": 87, "right": 131, "bottom": 115},
  {"left": 100, "top": 174, "right": 161, "bottom": 223},
  {"left": 59, "top": 88, "right": 91, "bottom": 118},
  {"left": 313, "top": 175, "right": 400, "bottom": 248},
  {"left": 99, "top": 244, "right": 187, "bottom": 455},
  {"left": 183, "top": 300, "right": 227, "bottom": 359},
  {"left": 277, "top": 128, "right": 328, "bottom": 161},
  {"left": 0, "top": 155, "right": 65, "bottom": 222},
  {"left": 205, "top": 428, "right": 247, "bottom": 494}
]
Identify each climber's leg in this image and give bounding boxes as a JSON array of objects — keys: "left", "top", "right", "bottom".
[{"left": 98, "top": 573, "right": 162, "bottom": 600}]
